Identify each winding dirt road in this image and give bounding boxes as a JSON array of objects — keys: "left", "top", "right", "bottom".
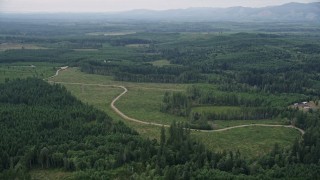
[
  {"left": 48, "top": 68, "right": 305, "bottom": 135},
  {"left": 45, "top": 66, "right": 68, "bottom": 80}
]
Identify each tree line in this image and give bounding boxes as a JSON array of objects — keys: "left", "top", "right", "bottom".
[{"left": 80, "top": 60, "right": 206, "bottom": 83}]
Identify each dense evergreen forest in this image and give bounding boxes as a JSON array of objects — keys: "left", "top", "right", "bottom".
[
  {"left": 78, "top": 33, "right": 320, "bottom": 96},
  {"left": 0, "top": 19, "right": 320, "bottom": 179},
  {"left": 0, "top": 78, "right": 145, "bottom": 178},
  {"left": 0, "top": 78, "right": 319, "bottom": 179}
]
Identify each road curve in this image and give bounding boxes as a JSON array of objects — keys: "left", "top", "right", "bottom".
[
  {"left": 108, "top": 82, "right": 305, "bottom": 135},
  {"left": 45, "top": 66, "right": 68, "bottom": 80},
  {"left": 48, "top": 68, "right": 305, "bottom": 135}
]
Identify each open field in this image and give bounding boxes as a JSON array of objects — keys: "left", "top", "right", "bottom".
[
  {"left": 59, "top": 84, "right": 122, "bottom": 112},
  {"left": 125, "top": 44, "right": 150, "bottom": 48},
  {"left": 72, "top": 49, "right": 99, "bottom": 51},
  {"left": 51, "top": 68, "right": 186, "bottom": 91},
  {"left": 115, "top": 87, "right": 187, "bottom": 124},
  {"left": 53, "top": 80, "right": 163, "bottom": 141},
  {"left": 49, "top": 68, "right": 302, "bottom": 156},
  {"left": 212, "top": 119, "right": 284, "bottom": 129},
  {"left": 0, "top": 63, "right": 58, "bottom": 83},
  {"left": 193, "top": 126, "right": 300, "bottom": 157},
  {"left": 0, "top": 43, "right": 47, "bottom": 51},
  {"left": 149, "top": 59, "right": 171, "bottom": 67},
  {"left": 86, "top": 31, "right": 136, "bottom": 36},
  {"left": 30, "top": 169, "right": 73, "bottom": 180}
]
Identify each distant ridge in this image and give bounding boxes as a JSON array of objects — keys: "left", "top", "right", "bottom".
[
  {"left": 1, "top": 2, "right": 319, "bottom": 22},
  {"left": 115, "top": 2, "right": 320, "bottom": 22}
]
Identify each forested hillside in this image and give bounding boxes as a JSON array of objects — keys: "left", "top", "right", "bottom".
[
  {"left": 80, "top": 33, "right": 320, "bottom": 96},
  {"left": 0, "top": 78, "right": 319, "bottom": 179},
  {"left": 0, "top": 78, "right": 149, "bottom": 179}
]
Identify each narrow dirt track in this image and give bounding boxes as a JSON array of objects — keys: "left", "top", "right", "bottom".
[
  {"left": 45, "top": 66, "right": 68, "bottom": 80},
  {"left": 48, "top": 68, "right": 305, "bottom": 135}
]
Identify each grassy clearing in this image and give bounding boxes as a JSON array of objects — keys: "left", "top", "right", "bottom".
[
  {"left": 149, "top": 59, "right": 171, "bottom": 67},
  {"left": 193, "top": 126, "right": 301, "bottom": 158},
  {"left": 86, "top": 31, "right": 136, "bottom": 36},
  {"left": 0, "top": 43, "right": 47, "bottom": 51},
  {"left": 213, "top": 119, "right": 284, "bottom": 129},
  {"left": 57, "top": 81, "right": 163, "bottom": 141},
  {"left": 51, "top": 68, "right": 301, "bottom": 155},
  {"left": 51, "top": 68, "right": 180, "bottom": 140},
  {"left": 51, "top": 68, "right": 186, "bottom": 90},
  {"left": 125, "top": 44, "right": 150, "bottom": 48},
  {"left": 115, "top": 87, "right": 187, "bottom": 124},
  {"left": 0, "top": 63, "right": 58, "bottom": 83},
  {"left": 72, "top": 49, "right": 99, "bottom": 51},
  {"left": 58, "top": 84, "right": 122, "bottom": 112},
  {"left": 53, "top": 68, "right": 187, "bottom": 125},
  {"left": 192, "top": 106, "right": 286, "bottom": 129},
  {"left": 30, "top": 169, "right": 73, "bottom": 180}
]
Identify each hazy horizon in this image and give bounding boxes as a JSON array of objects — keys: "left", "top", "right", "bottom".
[{"left": 0, "top": 0, "right": 318, "bottom": 13}]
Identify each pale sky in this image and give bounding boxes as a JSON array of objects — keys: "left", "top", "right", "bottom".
[{"left": 0, "top": 0, "right": 318, "bottom": 13}]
